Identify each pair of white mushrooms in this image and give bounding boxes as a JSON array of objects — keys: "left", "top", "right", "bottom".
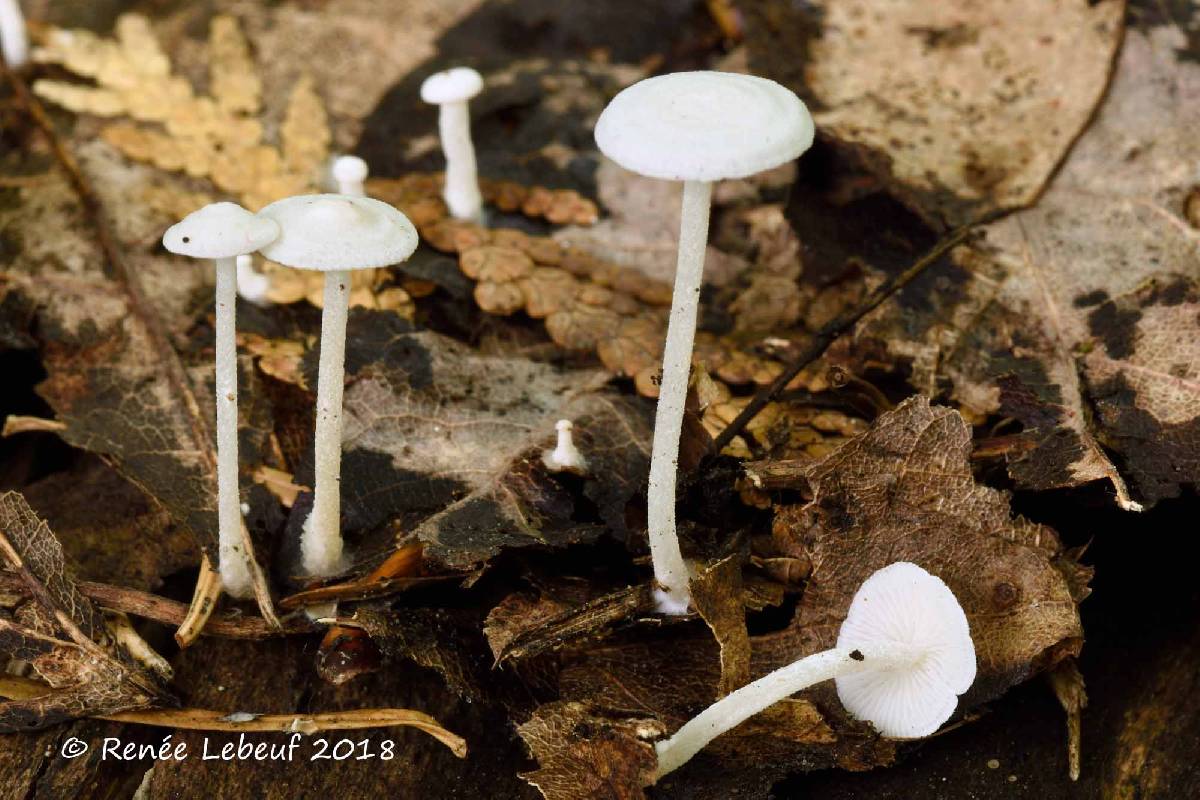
[
  {"left": 164, "top": 192, "right": 417, "bottom": 589},
  {"left": 161, "top": 65, "right": 485, "bottom": 593}
]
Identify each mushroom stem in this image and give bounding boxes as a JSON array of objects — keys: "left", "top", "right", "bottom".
[
  {"left": 655, "top": 642, "right": 921, "bottom": 778},
  {"left": 646, "top": 178, "right": 712, "bottom": 614},
  {"left": 438, "top": 100, "right": 482, "bottom": 222},
  {"left": 213, "top": 256, "right": 253, "bottom": 597},
  {"left": 303, "top": 269, "right": 350, "bottom": 576},
  {"left": 0, "top": 0, "right": 28, "bottom": 69}
]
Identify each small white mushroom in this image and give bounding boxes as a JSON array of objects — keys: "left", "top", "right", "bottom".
[
  {"left": 420, "top": 67, "right": 485, "bottom": 222},
  {"left": 163, "top": 203, "right": 280, "bottom": 597},
  {"left": 235, "top": 254, "right": 272, "bottom": 306},
  {"left": 653, "top": 562, "right": 976, "bottom": 778},
  {"left": 543, "top": 419, "right": 587, "bottom": 474},
  {"left": 595, "top": 71, "right": 814, "bottom": 614},
  {"left": 332, "top": 155, "right": 369, "bottom": 197},
  {"left": 0, "top": 0, "right": 28, "bottom": 69},
  {"left": 256, "top": 194, "right": 418, "bottom": 577}
]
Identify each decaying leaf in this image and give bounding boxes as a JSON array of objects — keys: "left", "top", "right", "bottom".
[
  {"left": 518, "top": 702, "right": 662, "bottom": 800},
  {"left": 0, "top": 492, "right": 171, "bottom": 730},
  {"left": 306, "top": 314, "right": 652, "bottom": 571},
  {"left": 743, "top": 0, "right": 1125, "bottom": 226},
  {"left": 857, "top": 27, "right": 1200, "bottom": 508}
]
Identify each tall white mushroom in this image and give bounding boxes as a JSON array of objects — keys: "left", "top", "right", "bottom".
[
  {"left": 162, "top": 203, "right": 280, "bottom": 597},
  {"left": 420, "top": 67, "right": 484, "bottom": 222},
  {"left": 256, "top": 195, "right": 418, "bottom": 576},
  {"left": 0, "top": 0, "right": 28, "bottom": 69},
  {"left": 654, "top": 562, "right": 976, "bottom": 778},
  {"left": 595, "top": 71, "right": 814, "bottom": 614}
]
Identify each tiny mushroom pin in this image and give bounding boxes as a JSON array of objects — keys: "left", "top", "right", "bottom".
[
  {"left": 653, "top": 562, "right": 976, "bottom": 778},
  {"left": 420, "top": 66, "right": 484, "bottom": 222},
  {"left": 0, "top": 0, "right": 28, "bottom": 69},
  {"left": 595, "top": 71, "right": 814, "bottom": 614},
  {"left": 255, "top": 194, "right": 418, "bottom": 577},
  {"left": 162, "top": 202, "right": 280, "bottom": 597},
  {"left": 235, "top": 254, "right": 272, "bottom": 306},
  {"left": 332, "top": 155, "right": 369, "bottom": 197},
  {"left": 542, "top": 419, "right": 587, "bottom": 474}
]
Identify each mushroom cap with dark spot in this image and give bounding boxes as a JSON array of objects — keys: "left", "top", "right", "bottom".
[{"left": 163, "top": 202, "right": 279, "bottom": 260}]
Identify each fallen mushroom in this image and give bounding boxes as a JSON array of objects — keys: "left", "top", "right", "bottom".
[
  {"left": 420, "top": 67, "right": 484, "bottom": 222},
  {"left": 542, "top": 419, "right": 587, "bottom": 474},
  {"left": 162, "top": 202, "right": 280, "bottom": 597},
  {"left": 653, "top": 561, "right": 976, "bottom": 778},
  {"left": 256, "top": 195, "right": 418, "bottom": 576},
  {"left": 595, "top": 71, "right": 814, "bottom": 614},
  {"left": 0, "top": 0, "right": 27, "bottom": 68}
]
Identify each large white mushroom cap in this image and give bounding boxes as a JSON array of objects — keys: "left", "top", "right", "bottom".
[
  {"left": 835, "top": 561, "right": 977, "bottom": 738},
  {"left": 256, "top": 194, "right": 418, "bottom": 271},
  {"left": 163, "top": 202, "right": 279, "bottom": 260},
  {"left": 420, "top": 66, "right": 484, "bottom": 105},
  {"left": 595, "top": 71, "right": 814, "bottom": 182}
]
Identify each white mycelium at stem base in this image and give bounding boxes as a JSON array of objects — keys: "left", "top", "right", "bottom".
[
  {"left": 255, "top": 194, "right": 418, "bottom": 577},
  {"left": 163, "top": 203, "right": 280, "bottom": 597},
  {"left": 420, "top": 67, "right": 484, "bottom": 222},
  {"left": 595, "top": 71, "right": 814, "bottom": 614},
  {"left": 653, "top": 562, "right": 977, "bottom": 779}
]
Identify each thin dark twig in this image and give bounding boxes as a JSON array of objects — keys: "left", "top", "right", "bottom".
[{"left": 708, "top": 216, "right": 995, "bottom": 456}]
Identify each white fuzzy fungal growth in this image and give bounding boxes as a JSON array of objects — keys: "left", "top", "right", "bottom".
[
  {"left": 163, "top": 203, "right": 279, "bottom": 597},
  {"left": 420, "top": 67, "right": 484, "bottom": 221},
  {"left": 543, "top": 419, "right": 587, "bottom": 474},
  {"left": 256, "top": 195, "right": 418, "bottom": 577},
  {"left": 652, "top": 562, "right": 976, "bottom": 778},
  {"left": 595, "top": 71, "right": 814, "bottom": 615}
]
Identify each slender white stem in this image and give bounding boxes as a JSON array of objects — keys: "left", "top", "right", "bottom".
[
  {"left": 655, "top": 643, "right": 922, "bottom": 778},
  {"left": 302, "top": 269, "right": 350, "bottom": 576},
  {"left": 0, "top": 0, "right": 28, "bottom": 69},
  {"left": 214, "top": 257, "right": 253, "bottom": 597},
  {"left": 439, "top": 101, "right": 482, "bottom": 222},
  {"left": 646, "top": 179, "right": 712, "bottom": 614}
]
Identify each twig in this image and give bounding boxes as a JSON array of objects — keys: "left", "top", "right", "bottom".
[
  {"left": 0, "top": 573, "right": 315, "bottom": 639},
  {"left": 0, "top": 53, "right": 278, "bottom": 634},
  {"left": 0, "top": 676, "right": 467, "bottom": 757},
  {"left": 708, "top": 217, "right": 992, "bottom": 456}
]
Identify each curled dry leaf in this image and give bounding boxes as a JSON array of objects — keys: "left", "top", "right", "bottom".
[{"left": 0, "top": 492, "right": 171, "bottom": 731}]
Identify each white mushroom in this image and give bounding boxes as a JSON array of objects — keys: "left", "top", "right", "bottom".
[
  {"left": 256, "top": 194, "right": 418, "bottom": 576},
  {"left": 420, "top": 67, "right": 485, "bottom": 222},
  {"left": 543, "top": 419, "right": 587, "bottom": 474},
  {"left": 162, "top": 203, "right": 280, "bottom": 597},
  {"left": 654, "top": 562, "right": 976, "bottom": 778},
  {"left": 0, "top": 0, "right": 27, "bottom": 69},
  {"left": 235, "top": 254, "right": 272, "bottom": 306},
  {"left": 595, "top": 71, "right": 814, "bottom": 614},
  {"left": 332, "top": 155, "right": 369, "bottom": 197}
]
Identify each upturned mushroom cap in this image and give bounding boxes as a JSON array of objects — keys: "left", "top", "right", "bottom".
[
  {"left": 256, "top": 194, "right": 418, "bottom": 271},
  {"left": 595, "top": 71, "right": 814, "bottom": 182},
  {"left": 163, "top": 202, "right": 279, "bottom": 260},
  {"left": 834, "top": 562, "right": 976, "bottom": 738},
  {"left": 420, "top": 67, "right": 484, "bottom": 105}
]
